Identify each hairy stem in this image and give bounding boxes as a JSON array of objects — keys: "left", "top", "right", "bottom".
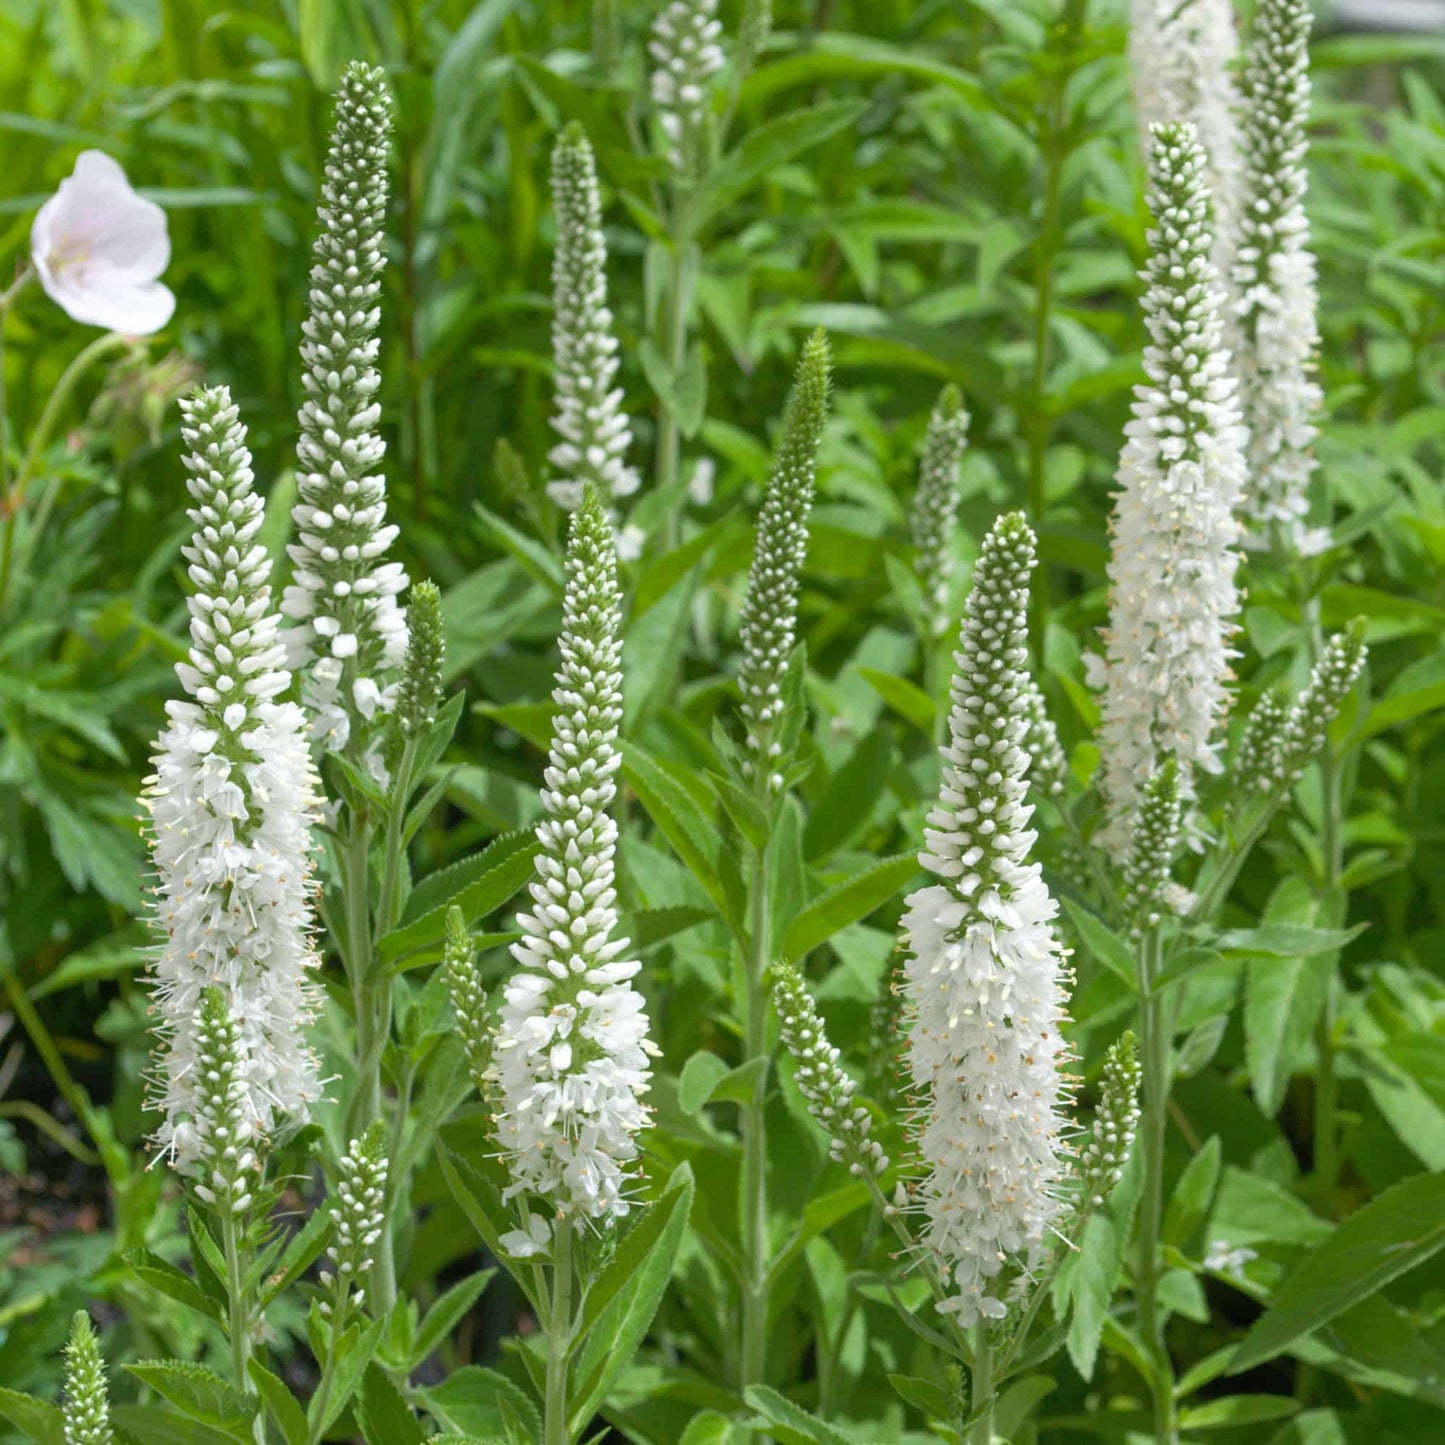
[
  {"left": 741, "top": 835, "right": 772, "bottom": 1434},
  {"left": 545, "top": 1218, "right": 575, "bottom": 1445},
  {"left": 970, "top": 1328, "right": 994, "bottom": 1444},
  {"left": 657, "top": 235, "right": 696, "bottom": 548},
  {"left": 221, "top": 1211, "right": 265, "bottom": 1445}
]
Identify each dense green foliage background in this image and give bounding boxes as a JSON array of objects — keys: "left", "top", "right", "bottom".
[{"left": 2, "top": 0, "right": 1445, "bottom": 1441}]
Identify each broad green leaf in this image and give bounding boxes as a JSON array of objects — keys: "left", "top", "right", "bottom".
[
  {"left": 260, "top": 1204, "right": 334, "bottom": 1307},
  {"left": 0, "top": 1389, "right": 64, "bottom": 1445},
  {"left": 887, "top": 1373, "right": 952, "bottom": 1421},
  {"left": 473, "top": 502, "right": 564, "bottom": 590},
  {"left": 1217, "top": 923, "right": 1367, "bottom": 957},
  {"left": 307, "top": 1314, "right": 386, "bottom": 1437},
  {"left": 678, "top": 1050, "right": 731, "bottom": 1116},
  {"left": 1061, "top": 898, "right": 1138, "bottom": 991},
  {"left": 1231, "top": 1170, "right": 1445, "bottom": 1372},
  {"left": 1178, "top": 1396, "right": 1300, "bottom": 1429},
  {"left": 422, "top": 1367, "right": 540, "bottom": 1442},
  {"left": 247, "top": 1362, "right": 306, "bottom": 1445},
  {"left": 355, "top": 1364, "right": 423, "bottom": 1445},
  {"left": 742, "top": 1385, "right": 862, "bottom": 1445},
  {"left": 857, "top": 665, "right": 934, "bottom": 732},
  {"left": 782, "top": 855, "right": 917, "bottom": 962},
  {"left": 123, "top": 1248, "right": 222, "bottom": 1321},
  {"left": 124, "top": 1362, "right": 256, "bottom": 1436},
  {"left": 803, "top": 729, "right": 891, "bottom": 860},
  {"left": 1163, "top": 1136, "right": 1222, "bottom": 1249},
  {"left": 411, "top": 1269, "right": 497, "bottom": 1369}
]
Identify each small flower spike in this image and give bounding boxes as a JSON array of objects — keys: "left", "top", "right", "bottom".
[
  {"left": 547, "top": 123, "right": 638, "bottom": 512},
  {"left": 1273, "top": 627, "right": 1367, "bottom": 787},
  {"left": 145, "top": 387, "right": 321, "bottom": 1170},
  {"left": 491, "top": 485, "right": 656, "bottom": 1220},
  {"left": 396, "top": 578, "right": 445, "bottom": 739},
  {"left": 774, "top": 964, "right": 888, "bottom": 1178},
  {"left": 737, "top": 329, "right": 832, "bottom": 795},
  {"left": 444, "top": 905, "right": 491, "bottom": 1096},
  {"left": 1234, "top": 0, "right": 1325, "bottom": 551},
  {"left": 1235, "top": 685, "right": 1291, "bottom": 793},
  {"left": 1088, "top": 122, "right": 1247, "bottom": 858},
  {"left": 649, "top": 0, "right": 725, "bottom": 178},
  {"left": 1121, "top": 762, "right": 1183, "bottom": 936},
  {"left": 900, "top": 512, "right": 1074, "bottom": 1328},
  {"left": 283, "top": 61, "right": 408, "bottom": 766},
  {"left": 1078, "top": 1033, "right": 1142, "bottom": 1214},
  {"left": 187, "top": 989, "right": 260, "bottom": 1214},
  {"left": 322, "top": 1120, "right": 389, "bottom": 1322},
  {"left": 62, "top": 1312, "right": 114, "bottom": 1445},
  {"left": 909, "top": 384, "right": 971, "bottom": 636}
]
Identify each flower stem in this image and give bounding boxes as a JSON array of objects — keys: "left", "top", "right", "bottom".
[
  {"left": 656, "top": 231, "right": 695, "bottom": 548},
  {"left": 741, "top": 835, "right": 771, "bottom": 1435},
  {"left": 1135, "top": 925, "right": 1176, "bottom": 1444},
  {"left": 970, "top": 1328, "right": 994, "bottom": 1444},
  {"left": 545, "top": 1218, "right": 575, "bottom": 1445},
  {"left": 220, "top": 1209, "right": 265, "bottom": 1445}
]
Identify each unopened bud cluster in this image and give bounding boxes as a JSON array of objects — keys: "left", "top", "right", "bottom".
[
  {"left": 774, "top": 965, "right": 888, "bottom": 1177},
  {"left": 649, "top": 0, "right": 724, "bottom": 177},
  {"left": 62, "top": 1312, "right": 114, "bottom": 1445},
  {"left": 1078, "top": 1033, "right": 1142, "bottom": 1212},
  {"left": 444, "top": 905, "right": 491, "bottom": 1095},
  {"left": 1273, "top": 628, "right": 1367, "bottom": 785},
  {"left": 188, "top": 990, "right": 259, "bottom": 1215},
  {"left": 397, "top": 579, "right": 445, "bottom": 738},
  {"left": 909, "top": 385, "right": 971, "bottom": 635},
  {"left": 1121, "top": 763, "right": 1182, "bottom": 933},
  {"left": 322, "top": 1121, "right": 389, "bottom": 1316}
]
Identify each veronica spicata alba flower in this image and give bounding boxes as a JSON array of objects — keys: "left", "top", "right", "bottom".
[
  {"left": 145, "top": 387, "right": 321, "bottom": 1169},
  {"left": 901, "top": 512, "right": 1074, "bottom": 1328},
  {"left": 323, "top": 1121, "right": 389, "bottom": 1319},
  {"left": 1087, "top": 122, "right": 1246, "bottom": 858},
  {"left": 491, "top": 486, "right": 655, "bottom": 1221},
  {"left": 1129, "top": 0, "right": 1245, "bottom": 289},
  {"left": 1078, "top": 1033, "right": 1141, "bottom": 1213},
  {"left": 1233, "top": 0, "right": 1324, "bottom": 549},
  {"left": 282, "top": 62, "right": 408, "bottom": 762},
  {"left": 909, "top": 384, "right": 971, "bottom": 636},
  {"left": 547, "top": 124, "right": 638, "bottom": 511},
  {"left": 1120, "top": 763, "right": 1183, "bottom": 934},
  {"left": 31, "top": 151, "right": 174, "bottom": 335},
  {"left": 650, "top": 0, "right": 725, "bottom": 177},
  {"left": 62, "top": 1312, "right": 114, "bottom": 1445},
  {"left": 737, "top": 330, "right": 831, "bottom": 793}
]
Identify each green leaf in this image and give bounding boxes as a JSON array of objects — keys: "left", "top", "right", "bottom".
[
  {"left": 684, "top": 100, "right": 866, "bottom": 233},
  {"left": 111, "top": 1407, "right": 241, "bottom": 1445},
  {"left": 422, "top": 1367, "right": 540, "bottom": 1443},
  {"left": 1217, "top": 923, "right": 1367, "bottom": 957},
  {"left": 437, "top": 1139, "right": 538, "bottom": 1309},
  {"left": 355, "top": 1364, "right": 423, "bottom": 1445},
  {"left": 1177, "top": 1396, "right": 1300, "bottom": 1429},
  {"left": 246, "top": 1362, "right": 306, "bottom": 1445},
  {"left": 742, "top": 1385, "right": 861, "bottom": 1445},
  {"left": 307, "top": 1314, "right": 386, "bottom": 1438},
  {"left": 1061, "top": 898, "right": 1138, "bottom": 992},
  {"left": 0, "top": 1388, "right": 64, "bottom": 1445},
  {"left": 678, "top": 1050, "right": 731, "bottom": 1115},
  {"left": 569, "top": 1166, "right": 694, "bottom": 1428},
  {"left": 803, "top": 729, "right": 891, "bottom": 860},
  {"left": 124, "top": 1362, "right": 257, "bottom": 1436},
  {"left": 887, "top": 1373, "right": 952, "bottom": 1421},
  {"left": 1230, "top": 1170, "right": 1445, "bottom": 1372},
  {"left": 1162, "top": 1136, "right": 1221, "bottom": 1249},
  {"left": 473, "top": 502, "right": 564, "bottom": 590},
  {"left": 411, "top": 1269, "right": 497, "bottom": 1369},
  {"left": 782, "top": 855, "right": 917, "bottom": 962},
  {"left": 857, "top": 665, "right": 934, "bottom": 733},
  {"left": 123, "top": 1248, "right": 222, "bottom": 1322}
]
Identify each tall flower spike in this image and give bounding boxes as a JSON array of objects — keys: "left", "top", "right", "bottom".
[
  {"left": 909, "top": 384, "right": 971, "bottom": 636},
  {"left": 547, "top": 123, "right": 638, "bottom": 512},
  {"left": 737, "top": 330, "right": 831, "bottom": 794},
  {"left": 188, "top": 989, "right": 260, "bottom": 1213},
  {"left": 1078, "top": 1033, "right": 1141, "bottom": 1214},
  {"left": 1233, "top": 0, "right": 1323, "bottom": 549},
  {"left": 1087, "top": 122, "right": 1246, "bottom": 859},
  {"left": 491, "top": 486, "right": 655, "bottom": 1220},
  {"left": 145, "top": 388, "right": 321, "bottom": 1168},
  {"left": 444, "top": 905, "right": 491, "bottom": 1096},
  {"left": 62, "top": 1312, "right": 114, "bottom": 1445},
  {"left": 1120, "top": 763, "right": 1183, "bottom": 935},
  {"left": 322, "top": 1120, "right": 389, "bottom": 1321},
  {"left": 1273, "top": 626, "right": 1367, "bottom": 787},
  {"left": 773, "top": 965, "right": 888, "bottom": 1178},
  {"left": 282, "top": 61, "right": 408, "bottom": 763},
  {"left": 901, "top": 512, "right": 1074, "bottom": 1328},
  {"left": 649, "top": 0, "right": 725, "bottom": 178},
  {"left": 1128, "top": 0, "right": 1245, "bottom": 288}
]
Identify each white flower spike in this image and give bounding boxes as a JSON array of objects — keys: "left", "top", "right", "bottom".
[
  {"left": 1088, "top": 121, "right": 1246, "bottom": 857},
  {"left": 145, "top": 387, "right": 322, "bottom": 1169},
  {"left": 901, "top": 512, "right": 1074, "bottom": 1329},
  {"left": 282, "top": 62, "right": 408, "bottom": 764},
  {"left": 31, "top": 151, "right": 174, "bottom": 335},
  {"left": 649, "top": 0, "right": 725, "bottom": 178},
  {"left": 491, "top": 485, "right": 655, "bottom": 1221}
]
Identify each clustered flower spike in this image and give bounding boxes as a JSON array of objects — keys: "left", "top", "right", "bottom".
[
  {"left": 737, "top": 330, "right": 831, "bottom": 793},
  {"left": 491, "top": 486, "right": 655, "bottom": 1220},
  {"left": 1021, "top": 677, "right": 1068, "bottom": 801},
  {"left": 1273, "top": 627, "right": 1367, "bottom": 786},
  {"left": 1128, "top": 0, "right": 1245, "bottom": 289},
  {"left": 1087, "top": 122, "right": 1246, "bottom": 858},
  {"left": 1121, "top": 763, "right": 1183, "bottom": 934},
  {"left": 187, "top": 989, "right": 260, "bottom": 1213},
  {"left": 649, "top": 0, "right": 724, "bottom": 178},
  {"left": 62, "top": 1312, "right": 114, "bottom": 1445},
  {"left": 323, "top": 1120, "right": 389, "bottom": 1319},
  {"left": 901, "top": 512, "right": 1074, "bottom": 1328},
  {"left": 1235, "top": 685, "right": 1291, "bottom": 793},
  {"left": 444, "top": 905, "right": 491, "bottom": 1095},
  {"left": 773, "top": 965, "right": 888, "bottom": 1178},
  {"left": 909, "top": 384, "right": 971, "bottom": 636},
  {"left": 396, "top": 579, "right": 444, "bottom": 738},
  {"left": 1233, "top": 0, "right": 1323, "bottom": 550},
  {"left": 145, "top": 388, "right": 321, "bottom": 1168},
  {"left": 547, "top": 124, "right": 638, "bottom": 512},
  {"left": 282, "top": 61, "right": 408, "bottom": 765},
  {"left": 1078, "top": 1033, "right": 1141, "bottom": 1213}
]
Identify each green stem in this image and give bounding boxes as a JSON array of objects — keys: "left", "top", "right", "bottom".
[
  {"left": 545, "top": 1218, "right": 575, "bottom": 1445},
  {"left": 0, "top": 330, "right": 126, "bottom": 610},
  {"left": 221, "top": 1210, "right": 265, "bottom": 1445},
  {"left": 970, "top": 1328, "right": 994, "bottom": 1444},
  {"left": 741, "top": 835, "right": 771, "bottom": 1429},
  {"left": 1135, "top": 926, "right": 1176, "bottom": 1444},
  {"left": 375, "top": 739, "right": 418, "bottom": 942},
  {"left": 656, "top": 231, "right": 695, "bottom": 548}
]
